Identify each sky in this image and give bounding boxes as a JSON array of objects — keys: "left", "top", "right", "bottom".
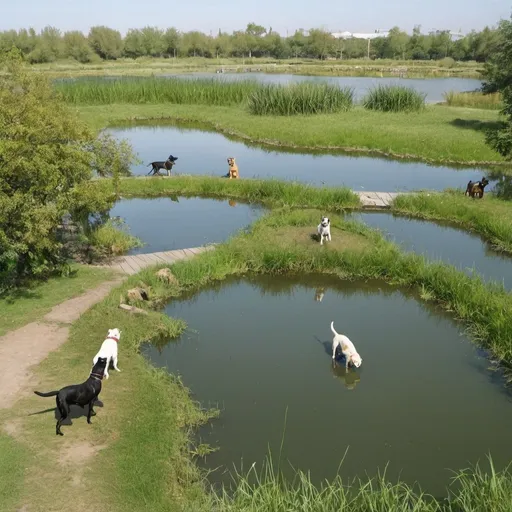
[{"left": 1, "top": 0, "right": 509, "bottom": 36}]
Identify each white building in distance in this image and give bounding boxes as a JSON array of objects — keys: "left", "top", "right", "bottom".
[{"left": 331, "top": 30, "right": 390, "bottom": 40}]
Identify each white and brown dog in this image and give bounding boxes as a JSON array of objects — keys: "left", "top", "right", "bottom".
[
  {"left": 317, "top": 217, "right": 331, "bottom": 245},
  {"left": 227, "top": 157, "right": 239, "bottom": 179},
  {"left": 331, "top": 321, "right": 362, "bottom": 369},
  {"left": 92, "top": 328, "right": 122, "bottom": 379}
]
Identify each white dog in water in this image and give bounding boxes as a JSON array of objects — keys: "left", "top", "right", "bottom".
[
  {"left": 317, "top": 217, "right": 331, "bottom": 245},
  {"left": 331, "top": 322, "right": 362, "bottom": 369},
  {"left": 93, "top": 328, "right": 122, "bottom": 379}
]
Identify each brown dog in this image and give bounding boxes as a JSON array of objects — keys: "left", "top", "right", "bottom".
[
  {"left": 227, "top": 157, "right": 239, "bottom": 179},
  {"left": 465, "top": 177, "right": 489, "bottom": 199}
]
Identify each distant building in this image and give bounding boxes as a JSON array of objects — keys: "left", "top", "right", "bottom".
[
  {"left": 331, "top": 30, "right": 390, "bottom": 40},
  {"left": 428, "top": 29, "right": 465, "bottom": 41}
]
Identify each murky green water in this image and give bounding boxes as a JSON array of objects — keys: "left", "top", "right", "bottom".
[{"left": 143, "top": 274, "right": 512, "bottom": 495}]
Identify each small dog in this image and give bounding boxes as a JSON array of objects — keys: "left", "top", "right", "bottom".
[
  {"left": 147, "top": 155, "right": 178, "bottom": 177},
  {"left": 465, "top": 177, "right": 489, "bottom": 199},
  {"left": 317, "top": 217, "right": 331, "bottom": 245},
  {"left": 331, "top": 321, "right": 362, "bottom": 369},
  {"left": 227, "top": 157, "right": 239, "bottom": 179},
  {"left": 93, "top": 328, "right": 122, "bottom": 379},
  {"left": 34, "top": 357, "right": 108, "bottom": 436}
]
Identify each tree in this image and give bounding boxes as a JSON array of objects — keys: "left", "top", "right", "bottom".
[
  {"left": 123, "top": 29, "right": 145, "bottom": 58},
  {"left": 288, "top": 29, "right": 307, "bottom": 59},
  {"left": 63, "top": 31, "right": 94, "bottom": 63},
  {"left": 483, "top": 16, "right": 512, "bottom": 160},
  {"left": 307, "top": 29, "right": 335, "bottom": 60},
  {"left": 0, "top": 49, "right": 136, "bottom": 287},
  {"left": 88, "top": 26, "right": 123, "bottom": 60},
  {"left": 163, "top": 28, "right": 181, "bottom": 58},
  {"left": 140, "top": 26, "right": 165, "bottom": 57},
  {"left": 385, "top": 27, "right": 409, "bottom": 60}
]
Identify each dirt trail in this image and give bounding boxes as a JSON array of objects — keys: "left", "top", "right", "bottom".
[{"left": 0, "top": 278, "right": 123, "bottom": 409}]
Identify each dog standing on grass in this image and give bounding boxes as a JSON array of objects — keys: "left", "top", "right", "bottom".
[
  {"left": 93, "top": 328, "right": 122, "bottom": 379},
  {"left": 317, "top": 217, "right": 331, "bottom": 245},
  {"left": 34, "top": 357, "right": 108, "bottom": 436},
  {"left": 331, "top": 321, "right": 362, "bottom": 369},
  {"left": 464, "top": 177, "right": 489, "bottom": 199},
  {"left": 147, "top": 155, "right": 178, "bottom": 177}
]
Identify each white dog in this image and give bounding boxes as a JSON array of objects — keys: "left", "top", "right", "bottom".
[
  {"left": 317, "top": 217, "right": 331, "bottom": 245},
  {"left": 331, "top": 321, "right": 362, "bottom": 369},
  {"left": 92, "top": 328, "right": 122, "bottom": 379}
]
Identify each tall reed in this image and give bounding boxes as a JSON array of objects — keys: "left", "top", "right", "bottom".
[
  {"left": 443, "top": 90, "right": 503, "bottom": 110},
  {"left": 248, "top": 82, "right": 354, "bottom": 116},
  {"left": 55, "top": 76, "right": 261, "bottom": 106},
  {"left": 363, "top": 85, "right": 426, "bottom": 112}
]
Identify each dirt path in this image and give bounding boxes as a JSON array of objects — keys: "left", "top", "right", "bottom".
[{"left": 0, "top": 278, "right": 124, "bottom": 409}]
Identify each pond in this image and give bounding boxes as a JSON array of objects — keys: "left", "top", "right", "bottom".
[
  {"left": 143, "top": 275, "right": 512, "bottom": 495},
  {"left": 110, "top": 197, "right": 265, "bottom": 255},
  {"left": 348, "top": 212, "right": 512, "bottom": 290},
  {"left": 162, "top": 73, "right": 483, "bottom": 104},
  {"left": 108, "top": 124, "right": 494, "bottom": 192}
]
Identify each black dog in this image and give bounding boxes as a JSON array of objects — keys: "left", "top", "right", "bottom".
[
  {"left": 465, "top": 177, "right": 489, "bottom": 199},
  {"left": 34, "top": 357, "right": 108, "bottom": 436},
  {"left": 147, "top": 155, "right": 178, "bottom": 177}
]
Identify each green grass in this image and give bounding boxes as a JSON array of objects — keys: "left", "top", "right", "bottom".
[
  {"left": 56, "top": 77, "right": 261, "bottom": 106},
  {"left": 363, "top": 85, "right": 426, "bottom": 112},
  {"left": 392, "top": 190, "right": 512, "bottom": 254},
  {"left": 99, "top": 175, "right": 360, "bottom": 209},
  {"left": 0, "top": 263, "right": 115, "bottom": 336},
  {"left": 5, "top": 208, "right": 512, "bottom": 511},
  {"left": 443, "top": 91, "right": 503, "bottom": 110},
  {"left": 248, "top": 82, "right": 354, "bottom": 116},
  {"left": 78, "top": 103, "right": 505, "bottom": 166},
  {"left": 0, "top": 434, "right": 27, "bottom": 512},
  {"left": 89, "top": 218, "right": 143, "bottom": 256}
]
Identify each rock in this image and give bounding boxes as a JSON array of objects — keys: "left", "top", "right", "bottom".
[
  {"left": 156, "top": 268, "right": 178, "bottom": 285},
  {"left": 126, "top": 287, "right": 149, "bottom": 303},
  {"left": 119, "top": 303, "right": 148, "bottom": 315}
]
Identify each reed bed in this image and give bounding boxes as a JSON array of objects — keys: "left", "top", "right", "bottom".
[
  {"left": 55, "top": 76, "right": 261, "bottom": 106},
  {"left": 248, "top": 82, "right": 354, "bottom": 115},
  {"left": 443, "top": 90, "right": 503, "bottom": 110},
  {"left": 362, "top": 85, "right": 426, "bottom": 112}
]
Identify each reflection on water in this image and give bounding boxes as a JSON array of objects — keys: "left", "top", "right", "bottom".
[
  {"left": 110, "top": 197, "right": 265, "bottom": 254},
  {"left": 108, "top": 124, "right": 496, "bottom": 192},
  {"left": 143, "top": 274, "right": 512, "bottom": 495}
]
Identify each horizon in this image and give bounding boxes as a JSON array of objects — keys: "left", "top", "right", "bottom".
[{"left": 2, "top": 0, "right": 509, "bottom": 37}]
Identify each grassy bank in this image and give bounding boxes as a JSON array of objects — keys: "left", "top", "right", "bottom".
[
  {"left": 0, "top": 263, "right": 115, "bottom": 336},
  {"left": 78, "top": 103, "right": 505, "bottom": 166},
  {"left": 90, "top": 219, "right": 143, "bottom": 256},
  {"left": 100, "top": 176, "right": 512, "bottom": 253},
  {"left": 32, "top": 56, "right": 483, "bottom": 79},
  {"left": 391, "top": 191, "right": 512, "bottom": 254},
  {"left": 5, "top": 208, "right": 512, "bottom": 511},
  {"left": 100, "top": 175, "right": 360, "bottom": 209}
]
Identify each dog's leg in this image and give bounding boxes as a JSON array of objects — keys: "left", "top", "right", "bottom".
[
  {"left": 56, "top": 396, "right": 69, "bottom": 436},
  {"left": 113, "top": 356, "right": 121, "bottom": 372},
  {"left": 104, "top": 357, "right": 110, "bottom": 379},
  {"left": 328, "top": 232, "right": 332, "bottom": 242},
  {"left": 87, "top": 400, "right": 96, "bottom": 424}
]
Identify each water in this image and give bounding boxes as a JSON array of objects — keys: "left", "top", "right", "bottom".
[
  {"left": 349, "top": 212, "right": 512, "bottom": 290},
  {"left": 162, "top": 74, "right": 482, "bottom": 104},
  {"left": 144, "top": 275, "right": 512, "bottom": 495},
  {"left": 109, "top": 125, "right": 494, "bottom": 192},
  {"left": 110, "top": 197, "right": 264, "bottom": 254}
]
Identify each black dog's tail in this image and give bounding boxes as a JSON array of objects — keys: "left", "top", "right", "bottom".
[
  {"left": 146, "top": 163, "right": 152, "bottom": 167},
  {"left": 34, "top": 390, "right": 59, "bottom": 398}
]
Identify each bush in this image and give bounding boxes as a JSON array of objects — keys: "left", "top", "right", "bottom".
[
  {"left": 0, "top": 49, "right": 137, "bottom": 289},
  {"left": 438, "top": 56, "right": 456, "bottom": 68},
  {"left": 89, "top": 218, "right": 142, "bottom": 256},
  {"left": 248, "top": 83, "right": 354, "bottom": 116},
  {"left": 362, "top": 85, "right": 426, "bottom": 112}
]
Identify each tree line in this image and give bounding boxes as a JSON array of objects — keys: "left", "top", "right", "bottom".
[{"left": 0, "top": 22, "right": 502, "bottom": 64}]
